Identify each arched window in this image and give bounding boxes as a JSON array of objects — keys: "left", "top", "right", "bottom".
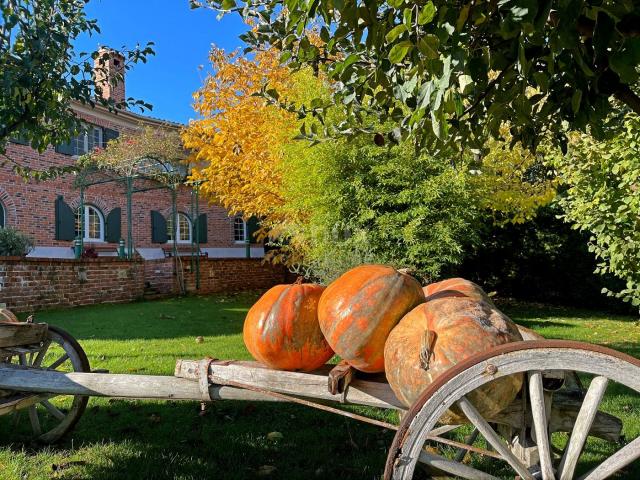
[
  {"left": 233, "top": 216, "right": 247, "bottom": 243},
  {"left": 75, "top": 205, "right": 104, "bottom": 241},
  {"left": 167, "top": 212, "right": 192, "bottom": 243},
  {"left": 0, "top": 201, "right": 5, "bottom": 228}
]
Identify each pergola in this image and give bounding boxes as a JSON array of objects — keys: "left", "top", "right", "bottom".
[{"left": 72, "top": 128, "right": 204, "bottom": 290}]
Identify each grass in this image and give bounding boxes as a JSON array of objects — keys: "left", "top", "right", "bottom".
[{"left": 0, "top": 294, "right": 638, "bottom": 479}]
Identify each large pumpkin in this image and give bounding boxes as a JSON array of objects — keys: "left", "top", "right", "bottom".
[
  {"left": 423, "top": 277, "right": 494, "bottom": 306},
  {"left": 243, "top": 281, "right": 333, "bottom": 372},
  {"left": 384, "top": 297, "right": 523, "bottom": 422},
  {"left": 318, "top": 265, "right": 425, "bottom": 373}
]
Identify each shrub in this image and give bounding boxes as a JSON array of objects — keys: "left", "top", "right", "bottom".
[{"left": 0, "top": 227, "right": 33, "bottom": 256}]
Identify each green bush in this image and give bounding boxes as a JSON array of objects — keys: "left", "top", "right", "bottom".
[
  {"left": 281, "top": 138, "right": 478, "bottom": 284},
  {"left": 0, "top": 227, "right": 33, "bottom": 256}
]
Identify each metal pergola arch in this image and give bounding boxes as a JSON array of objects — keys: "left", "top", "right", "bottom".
[{"left": 73, "top": 159, "right": 204, "bottom": 291}]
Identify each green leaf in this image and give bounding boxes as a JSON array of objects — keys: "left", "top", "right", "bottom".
[
  {"left": 418, "top": 2, "right": 436, "bottom": 25},
  {"left": 571, "top": 89, "right": 582, "bottom": 114},
  {"left": 388, "top": 41, "right": 413, "bottom": 64},
  {"left": 221, "top": 0, "right": 236, "bottom": 10},
  {"left": 385, "top": 24, "right": 407, "bottom": 43},
  {"left": 417, "top": 34, "right": 439, "bottom": 59}
]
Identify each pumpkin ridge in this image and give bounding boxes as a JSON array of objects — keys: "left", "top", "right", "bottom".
[
  {"left": 261, "top": 285, "right": 295, "bottom": 346},
  {"left": 333, "top": 271, "right": 406, "bottom": 360},
  {"left": 321, "top": 266, "right": 389, "bottom": 343}
]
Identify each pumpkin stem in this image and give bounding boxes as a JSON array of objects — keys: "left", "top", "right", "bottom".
[
  {"left": 419, "top": 329, "right": 437, "bottom": 370},
  {"left": 397, "top": 267, "right": 413, "bottom": 275},
  {"left": 294, "top": 276, "right": 305, "bottom": 285}
]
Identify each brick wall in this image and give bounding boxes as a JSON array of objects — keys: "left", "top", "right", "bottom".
[
  {"left": 0, "top": 256, "right": 288, "bottom": 312},
  {"left": 182, "top": 258, "right": 288, "bottom": 294},
  {"left": 0, "top": 257, "right": 144, "bottom": 313}
]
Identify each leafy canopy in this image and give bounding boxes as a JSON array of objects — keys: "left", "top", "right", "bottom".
[
  {"left": 0, "top": 0, "right": 154, "bottom": 168},
  {"left": 552, "top": 116, "right": 640, "bottom": 308},
  {"left": 195, "top": 0, "right": 640, "bottom": 152}
]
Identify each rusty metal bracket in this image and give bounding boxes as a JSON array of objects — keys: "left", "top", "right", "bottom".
[{"left": 327, "top": 360, "right": 355, "bottom": 403}]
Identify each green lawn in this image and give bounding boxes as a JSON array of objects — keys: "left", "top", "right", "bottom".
[{"left": 0, "top": 295, "right": 638, "bottom": 480}]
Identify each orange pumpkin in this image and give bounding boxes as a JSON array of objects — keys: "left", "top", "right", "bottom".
[
  {"left": 423, "top": 277, "right": 494, "bottom": 305},
  {"left": 243, "top": 281, "right": 333, "bottom": 371},
  {"left": 318, "top": 265, "right": 425, "bottom": 373},
  {"left": 384, "top": 297, "right": 523, "bottom": 421}
]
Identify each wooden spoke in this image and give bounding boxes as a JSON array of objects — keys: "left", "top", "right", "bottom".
[
  {"left": 419, "top": 450, "right": 500, "bottom": 480},
  {"left": 454, "top": 428, "right": 480, "bottom": 462},
  {"left": 28, "top": 405, "right": 41, "bottom": 436},
  {"left": 457, "top": 396, "right": 534, "bottom": 480},
  {"left": 48, "top": 352, "right": 69, "bottom": 370},
  {"left": 529, "top": 372, "right": 555, "bottom": 480},
  {"left": 578, "top": 435, "right": 640, "bottom": 480},
  {"left": 32, "top": 340, "right": 51, "bottom": 368},
  {"left": 558, "top": 376, "right": 609, "bottom": 480},
  {"left": 18, "top": 353, "right": 27, "bottom": 366},
  {"left": 40, "top": 399, "right": 66, "bottom": 421},
  {"left": 429, "top": 424, "right": 462, "bottom": 437}
]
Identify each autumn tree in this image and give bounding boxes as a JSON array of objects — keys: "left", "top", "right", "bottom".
[{"left": 181, "top": 46, "right": 324, "bottom": 228}]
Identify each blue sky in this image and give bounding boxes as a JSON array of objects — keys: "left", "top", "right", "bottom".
[{"left": 76, "top": 0, "right": 249, "bottom": 125}]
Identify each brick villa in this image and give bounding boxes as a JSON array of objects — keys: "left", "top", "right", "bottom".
[
  {"left": 2, "top": 48, "right": 263, "bottom": 261},
  {"left": 0, "top": 49, "right": 286, "bottom": 313}
]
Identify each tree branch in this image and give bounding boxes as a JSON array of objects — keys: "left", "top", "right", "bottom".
[{"left": 614, "top": 84, "right": 640, "bottom": 116}]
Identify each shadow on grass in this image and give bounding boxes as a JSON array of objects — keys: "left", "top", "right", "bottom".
[{"left": 1, "top": 399, "right": 395, "bottom": 480}]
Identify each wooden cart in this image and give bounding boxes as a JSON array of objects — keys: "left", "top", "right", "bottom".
[{"left": 1, "top": 317, "right": 639, "bottom": 479}]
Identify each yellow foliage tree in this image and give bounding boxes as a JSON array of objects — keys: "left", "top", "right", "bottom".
[
  {"left": 469, "top": 126, "right": 557, "bottom": 224},
  {"left": 182, "top": 47, "right": 310, "bottom": 230}
]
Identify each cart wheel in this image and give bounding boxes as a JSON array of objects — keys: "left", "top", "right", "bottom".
[
  {"left": 385, "top": 340, "right": 640, "bottom": 480},
  {"left": 9, "top": 325, "right": 90, "bottom": 443}
]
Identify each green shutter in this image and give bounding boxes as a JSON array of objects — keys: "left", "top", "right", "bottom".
[
  {"left": 151, "top": 210, "right": 168, "bottom": 244},
  {"left": 55, "top": 196, "right": 75, "bottom": 241},
  {"left": 103, "top": 128, "right": 119, "bottom": 148},
  {"left": 193, "top": 213, "right": 207, "bottom": 244},
  {"left": 246, "top": 216, "right": 260, "bottom": 243},
  {"left": 10, "top": 135, "right": 29, "bottom": 146},
  {"left": 55, "top": 139, "right": 75, "bottom": 156},
  {"left": 105, "top": 208, "right": 121, "bottom": 243}
]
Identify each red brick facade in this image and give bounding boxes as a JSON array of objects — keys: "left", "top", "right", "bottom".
[
  {"left": 0, "top": 257, "right": 287, "bottom": 313},
  {"left": 2, "top": 104, "right": 261, "bottom": 259}
]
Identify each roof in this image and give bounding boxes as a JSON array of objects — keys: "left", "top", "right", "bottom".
[{"left": 71, "top": 101, "right": 184, "bottom": 131}]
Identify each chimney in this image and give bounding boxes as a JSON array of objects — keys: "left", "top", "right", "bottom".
[{"left": 94, "top": 47, "right": 126, "bottom": 106}]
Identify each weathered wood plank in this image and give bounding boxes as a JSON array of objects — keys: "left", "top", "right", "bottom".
[
  {"left": 0, "top": 363, "right": 400, "bottom": 409},
  {"left": 528, "top": 372, "right": 554, "bottom": 480},
  {"left": 0, "top": 323, "right": 48, "bottom": 348},
  {"left": 418, "top": 450, "right": 499, "bottom": 480},
  {"left": 487, "top": 391, "right": 622, "bottom": 442},
  {"left": 457, "top": 396, "right": 534, "bottom": 480},
  {"left": 175, "top": 359, "right": 404, "bottom": 410},
  {"left": 558, "top": 376, "right": 609, "bottom": 480}
]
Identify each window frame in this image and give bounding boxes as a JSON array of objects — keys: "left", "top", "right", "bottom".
[
  {"left": 0, "top": 201, "right": 5, "bottom": 228},
  {"left": 76, "top": 204, "right": 105, "bottom": 242},
  {"left": 233, "top": 216, "right": 247, "bottom": 243},
  {"left": 73, "top": 125, "right": 104, "bottom": 156},
  {"left": 167, "top": 212, "right": 193, "bottom": 244}
]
